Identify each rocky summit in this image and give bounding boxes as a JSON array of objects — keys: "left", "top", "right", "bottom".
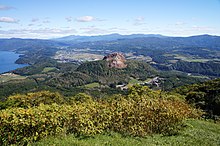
[{"left": 103, "top": 52, "right": 127, "bottom": 69}]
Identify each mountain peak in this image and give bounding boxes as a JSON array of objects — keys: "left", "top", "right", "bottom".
[{"left": 103, "top": 52, "right": 127, "bottom": 69}]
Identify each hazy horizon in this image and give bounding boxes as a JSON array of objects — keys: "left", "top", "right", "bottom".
[{"left": 1, "top": 33, "right": 220, "bottom": 40}]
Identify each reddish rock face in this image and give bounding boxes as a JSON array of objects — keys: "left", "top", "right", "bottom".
[{"left": 103, "top": 52, "right": 127, "bottom": 68}]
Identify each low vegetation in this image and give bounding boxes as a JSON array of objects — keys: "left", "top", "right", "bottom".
[
  {"left": 33, "top": 119, "right": 220, "bottom": 146},
  {"left": 0, "top": 85, "right": 201, "bottom": 145}
]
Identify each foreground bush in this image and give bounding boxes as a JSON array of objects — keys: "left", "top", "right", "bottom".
[
  {"left": 0, "top": 91, "right": 65, "bottom": 109},
  {"left": 174, "top": 79, "right": 220, "bottom": 117},
  {"left": 0, "top": 88, "right": 201, "bottom": 145}
]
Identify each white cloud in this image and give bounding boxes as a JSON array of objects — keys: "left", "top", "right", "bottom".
[
  {"left": 28, "top": 24, "right": 34, "bottom": 26},
  {"left": 0, "top": 28, "right": 77, "bottom": 39},
  {"left": 31, "top": 28, "right": 71, "bottom": 34},
  {"left": 175, "top": 21, "right": 186, "bottom": 26},
  {"left": 31, "top": 18, "right": 39, "bottom": 22},
  {"left": 134, "top": 16, "right": 146, "bottom": 26},
  {"left": 191, "top": 25, "right": 214, "bottom": 31},
  {"left": 80, "top": 26, "right": 129, "bottom": 35},
  {"left": 66, "top": 17, "right": 72, "bottom": 22},
  {"left": 80, "top": 26, "right": 112, "bottom": 34},
  {"left": 43, "top": 20, "right": 50, "bottom": 23},
  {"left": 30, "top": 18, "right": 51, "bottom": 24},
  {"left": 0, "top": 5, "right": 14, "bottom": 10},
  {"left": 42, "top": 17, "right": 50, "bottom": 23},
  {"left": 96, "top": 18, "right": 106, "bottom": 22},
  {"left": 135, "top": 16, "right": 145, "bottom": 22},
  {"left": 76, "top": 16, "right": 95, "bottom": 22},
  {"left": 109, "top": 27, "right": 128, "bottom": 32},
  {"left": 0, "top": 17, "right": 18, "bottom": 23},
  {"left": 146, "top": 25, "right": 218, "bottom": 36}
]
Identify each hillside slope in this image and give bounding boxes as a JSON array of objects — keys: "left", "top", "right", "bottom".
[{"left": 33, "top": 119, "right": 220, "bottom": 146}]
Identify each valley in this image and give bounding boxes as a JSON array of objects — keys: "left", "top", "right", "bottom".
[
  {"left": 2, "top": 34, "right": 220, "bottom": 100},
  {"left": 54, "top": 50, "right": 104, "bottom": 63}
]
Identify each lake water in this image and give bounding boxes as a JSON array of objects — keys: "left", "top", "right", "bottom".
[{"left": 0, "top": 51, "right": 28, "bottom": 74}]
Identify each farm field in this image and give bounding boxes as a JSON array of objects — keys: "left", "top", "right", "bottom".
[{"left": 0, "top": 73, "right": 26, "bottom": 83}]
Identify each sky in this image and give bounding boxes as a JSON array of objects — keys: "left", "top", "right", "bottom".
[{"left": 0, "top": 0, "right": 220, "bottom": 39}]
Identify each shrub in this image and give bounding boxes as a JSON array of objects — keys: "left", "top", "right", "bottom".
[
  {"left": 0, "top": 104, "right": 71, "bottom": 145},
  {"left": 1, "top": 91, "right": 65, "bottom": 109},
  {"left": 0, "top": 89, "right": 201, "bottom": 145},
  {"left": 174, "top": 79, "right": 220, "bottom": 116}
]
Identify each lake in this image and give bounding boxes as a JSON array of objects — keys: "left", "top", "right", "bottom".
[{"left": 0, "top": 51, "right": 28, "bottom": 74}]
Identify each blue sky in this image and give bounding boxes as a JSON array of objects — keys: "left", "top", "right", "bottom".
[{"left": 0, "top": 0, "right": 220, "bottom": 38}]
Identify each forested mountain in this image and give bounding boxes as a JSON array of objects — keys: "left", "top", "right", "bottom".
[
  {"left": 0, "top": 38, "right": 65, "bottom": 51},
  {"left": 1, "top": 34, "right": 220, "bottom": 52},
  {"left": 67, "top": 34, "right": 220, "bottom": 50},
  {"left": 52, "top": 33, "right": 166, "bottom": 43}
]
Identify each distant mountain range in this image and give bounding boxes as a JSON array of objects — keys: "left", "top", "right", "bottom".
[
  {"left": 65, "top": 34, "right": 220, "bottom": 51},
  {"left": 0, "top": 38, "right": 65, "bottom": 51},
  {"left": 52, "top": 33, "right": 167, "bottom": 43},
  {"left": 0, "top": 34, "right": 220, "bottom": 52},
  {"left": 51, "top": 34, "right": 220, "bottom": 50}
]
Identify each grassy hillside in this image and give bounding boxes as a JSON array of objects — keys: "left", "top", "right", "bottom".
[{"left": 33, "top": 119, "right": 220, "bottom": 146}]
